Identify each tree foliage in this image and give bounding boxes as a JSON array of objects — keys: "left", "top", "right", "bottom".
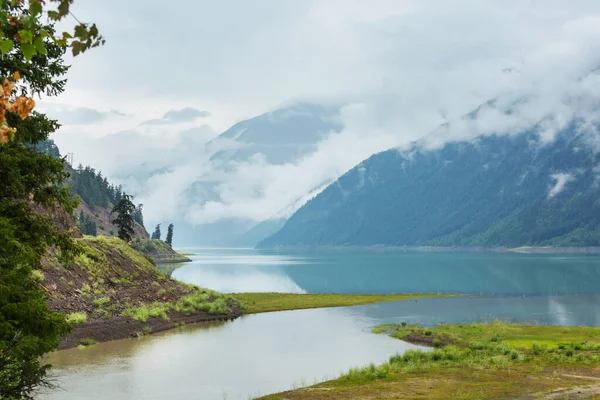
[
  {"left": 111, "top": 195, "right": 135, "bottom": 242},
  {"left": 0, "top": 2, "right": 102, "bottom": 398},
  {"left": 151, "top": 224, "right": 161, "bottom": 240},
  {"left": 165, "top": 223, "right": 174, "bottom": 247}
]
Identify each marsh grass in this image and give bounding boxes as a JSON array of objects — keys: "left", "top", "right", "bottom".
[
  {"left": 259, "top": 322, "right": 600, "bottom": 400},
  {"left": 233, "top": 293, "right": 451, "bottom": 314}
]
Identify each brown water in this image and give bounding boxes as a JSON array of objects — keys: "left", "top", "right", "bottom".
[{"left": 38, "top": 307, "right": 423, "bottom": 400}]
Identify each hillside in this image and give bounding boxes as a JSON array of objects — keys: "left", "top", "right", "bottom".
[
  {"left": 34, "top": 141, "right": 148, "bottom": 239},
  {"left": 41, "top": 236, "right": 239, "bottom": 349},
  {"left": 131, "top": 238, "right": 192, "bottom": 264},
  {"left": 260, "top": 126, "right": 600, "bottom": 248}
]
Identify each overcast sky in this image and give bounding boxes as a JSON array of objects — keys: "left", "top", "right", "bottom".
[{"left": 43, "top": 0, "right": 600, "bottom": 230}]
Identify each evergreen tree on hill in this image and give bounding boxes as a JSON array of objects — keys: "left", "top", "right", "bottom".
[
  {"left": 111, "top": 195, "right": 136, "bottom": 242},
  {"left": 166, "top": 223, "right": 174, "bottom": 247},
  {"left": 151, "top": 224, "right": 161, "bottom": 240}
]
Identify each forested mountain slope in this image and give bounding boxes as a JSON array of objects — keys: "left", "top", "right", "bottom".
[{"left": 260, "top": 126, "right": 600, "bottom": 248}]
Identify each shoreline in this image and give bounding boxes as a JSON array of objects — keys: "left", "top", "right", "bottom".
[
  {"left": 257, "top": 244, "right": 600, "bottom": 254},
  {"left": 59, "top": 307, "right": 241, "bottom": 350}
]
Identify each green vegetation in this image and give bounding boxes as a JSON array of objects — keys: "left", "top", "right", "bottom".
[
  {"left": 111, "top": 194, "right": 136, "bottom": 242},
  {"left": 0, "top": 1, "right": 102, "bottom": 397},
  {"left": 79, "top": 338, "right": 98, "bottom": 347},
  {"left": 165, "top": 223, "right": 174, "bottom": 247},
  {"left": 29, "top": 270, "right": 44, "bottom": 283},
  {"left": 122, "top": 290, "right": 233, "bottom": 322},
  {"left": 260, "top": 132, "right": 600, "bottom": 248},
  {"left": 233, "top": 293, "right": 445, "bottom": 314},
  {"left": 65, "top": 313, "right": 87, "bottom": 327},
  {"left": 151, "top": 224, "right": 161, "bottom": 240},
  {"left": 261, "top": 322, "right": 600, "bottom": 399},
  {"left": 131, "top": 238, "right": 191, "bottom": 264}
]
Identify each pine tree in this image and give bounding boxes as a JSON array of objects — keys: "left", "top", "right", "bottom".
[
  {"left": 0, "top": 3, "right": 81, "bottom": 397},
  {"left": 111, "top": 195, "right": 136, "bottom": 242},
  {"left": 151, "top": 224, "right": 161, "bottom": 240},
  {"left": 165, "top": 223, "right": 174, "bottom": 247}
]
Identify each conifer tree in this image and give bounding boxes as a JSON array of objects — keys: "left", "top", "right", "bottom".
[
  {"left": 111, "top": 195, "right": 135, "bottom": 242},
  {"left": 151, "top": 224, "right": 162, "bottom": 240},
  {"left": 166, "top": 223, "right": 174, "bottom": 247}
]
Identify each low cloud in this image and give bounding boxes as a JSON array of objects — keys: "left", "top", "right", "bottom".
[
  {"left": 52, "top": 1, "right": 600, "bottom": 239},
  {"left": 46, "top": 107, "right": 127, "bottom": 125},
  {"left": 142, "top": 107, "right": 212, "bottom": 125},
  {"left": 548, "top": 173, "right": 575, "bottom": 198}
]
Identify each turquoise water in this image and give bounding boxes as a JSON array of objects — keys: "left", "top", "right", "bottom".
[
  {"left": 37, "top": 249, "right": 600, "bottom": 399},
  {"left": 174, "top": 248, "right": 600, "bottom": 295}
]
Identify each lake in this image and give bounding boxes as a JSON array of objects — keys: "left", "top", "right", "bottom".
[{"left": 37, "top": 249, "right": 600, "bottom": 400}]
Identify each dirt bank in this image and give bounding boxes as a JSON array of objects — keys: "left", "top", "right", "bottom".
[{"left": 41, "top": 236, "right": 240, "bottom": 349}]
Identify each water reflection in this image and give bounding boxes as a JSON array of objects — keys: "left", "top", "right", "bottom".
[
  {"left": 173, "top": 248, "right": 600, "bottom": 295},
  {"left": 39, "top": 308, "right": 421, "bottom": 400},
  {"left": 357, "top": 295, "right": 600, "bottom": 327}
]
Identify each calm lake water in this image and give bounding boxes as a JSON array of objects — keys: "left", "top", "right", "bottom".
[{"left": 38, "top": 249, "right": 600, "bottom": 400}]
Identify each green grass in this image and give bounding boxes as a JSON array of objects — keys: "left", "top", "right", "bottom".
[
  {"left": 260, "top": 322, "right": 600, "bottom": 400},
  {"left": 79, "top": 338, "right": 97, "bottom": 346},
  {"left": 232, "top": 293, "right": 448, "bottom": 314},
  {"left": 121, "top": 289, "right": 233, "bottom": 322},
  {"left": 30, "top": 269, "right": 45, "bottom": 282},
  {"left": 65, "top": 312, "right": 87, "bottom": 326},
  {"left": 92, "top": 296, "right": 110, "bottom": 307}
]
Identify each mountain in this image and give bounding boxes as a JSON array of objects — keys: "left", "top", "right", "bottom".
[
  {"left": 173, "top": 102, "right": 343, "bottom": 246},
  {"left": 233, "top": 218, "right": 287, "bottom": 247},
  {"left": 259, "top": 124, "right": 600, "bottom": 248}
]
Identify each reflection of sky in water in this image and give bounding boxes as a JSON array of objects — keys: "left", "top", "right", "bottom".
[
  {"left": 173, "top": 248, "right": 600, "bottom": 295},
  {"left": 40, "top": 308, "right": 422, "bottom": 400},
  {"left": 174, "top": 266, "right": 306, "bottom": 293},
  {"left": 352, "top": 295, "right": 600, "bottom": 327}
]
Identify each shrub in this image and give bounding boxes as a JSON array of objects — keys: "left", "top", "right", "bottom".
[
  {"left": 80, "top": 338, "right": 97, "bottom": 346},
  {"left": 66, "top": 312, "right": 87, "bottom": 326},
  {"left": 510, "top": 351, "right": 519, "bottom": 360},
  {"left": 432, "top": 338, "right": 441, "bottom": 348},
  {"left": 30, "top": 270, "right": 45, "bottom": 282},
  {"left": 93, "top": 296, "right": 110, "bottom": 307},
  {"left": 424, "top": 330, "right": 433, "bottom": 336},
  {"left": 566, "top": 349, "right": 574, "bottom": 357}
]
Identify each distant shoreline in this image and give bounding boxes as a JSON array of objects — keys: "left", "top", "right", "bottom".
[{"left": 257, "top": 245, "right": 600, "bottom": 254}]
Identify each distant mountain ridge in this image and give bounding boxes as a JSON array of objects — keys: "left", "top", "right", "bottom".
[{"left": 259, "top": 124, "right": 600, "bottom": 248}]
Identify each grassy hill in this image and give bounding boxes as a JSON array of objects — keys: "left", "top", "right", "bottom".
[
  {"left": 41, "top": 236, "right": 238, "bottom": 349},
  {"left": 131, "top": 238, "right": 192, "bottom": 264}
]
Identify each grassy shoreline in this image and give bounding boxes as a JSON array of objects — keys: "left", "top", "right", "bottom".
[
  {"left": 260, "top": 322, "right": 600, "bottom": 399},
  {"left": 232, "top": 292, "right": 451, "bottom": 314}
]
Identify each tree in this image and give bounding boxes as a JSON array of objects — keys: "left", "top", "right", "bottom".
[
  {"left": 0, "top": 1, "right": 102, "bottom": 397},
  {"left": 111, "top": 195, "right": 135, "bottom": 242},
  {"left": 151, "top": 224, "right": 161, "bottom": 240},
  {"left": 132, "top": 204, "right": 144, "bottom": 228},
  {"left": 165, "top": 223, "right": 174, "bottom": 247}
]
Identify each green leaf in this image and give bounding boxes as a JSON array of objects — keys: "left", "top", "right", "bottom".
[
  {"left": 47, "top": 10, "right": 59, "bottom": 20},
  {"left": 19, "top": 29, "right": 33, "bottom": 44},
  {"left": 58, "top": 1, "right": 70, "bottom": 17},
  {"left": 34, "top": 36, "right": 47, "bottom": 55},
  {"left": 21, "top": 43, "right": 36, "bottom": 60},
  {"left": 0, "top": 39, "right": 14, "bottom": 55},
  {"left": 30, "top": 2, "right": 43, "bottom": 17},
  {"left": 71, "top": 41, "right": 83, "bottom": 56}
]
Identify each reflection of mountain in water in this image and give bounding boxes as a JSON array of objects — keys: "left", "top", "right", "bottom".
[{"left": 273, "top": 252, "right": 600, "bottom": 295}]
